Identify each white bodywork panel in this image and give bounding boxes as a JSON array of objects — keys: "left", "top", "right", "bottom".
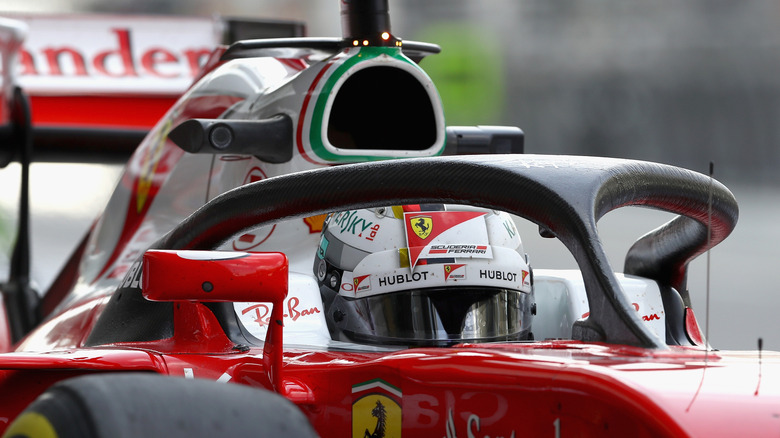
[{"left": 534, "top": 269, "right": 666, "bottom": 343}]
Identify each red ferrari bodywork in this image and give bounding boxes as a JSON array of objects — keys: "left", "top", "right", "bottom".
[{"left": 3, "top": 320, "right": 778, "bottom": 436}]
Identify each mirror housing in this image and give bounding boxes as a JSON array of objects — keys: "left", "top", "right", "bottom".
[
  {"left": 142, "top": 250, "right": 288, "bottom": 393},
  {"left": 142, "top": 250, "right": 288, "bottom": 302},
  {"left": 167, "top": 116, "right": 293, "bottom": 164}
]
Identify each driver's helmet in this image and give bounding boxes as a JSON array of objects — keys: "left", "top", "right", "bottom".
[{"left": 313, "top": 204, "right": 534, "bottom": 346}]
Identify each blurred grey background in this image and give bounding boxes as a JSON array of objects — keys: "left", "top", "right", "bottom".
[{"left": 0, "top": 0, "right": 778, "bottom": 350}]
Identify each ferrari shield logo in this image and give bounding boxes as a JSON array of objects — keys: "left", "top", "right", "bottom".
[
  {"left": 354, "top": 274, "right": 371, "bottom": 293},
  {"left": 409, "top": 215, "right": 432, "bottom": 239},
  {"left": 352, "top": 379, "right": 402, "bottom": 438},
  {"left": 444, "top": 264, "right": 466, "bottom": 281}
]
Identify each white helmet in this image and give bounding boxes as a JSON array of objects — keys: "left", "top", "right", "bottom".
[{"left": 313, "top": 204, "right": 534, "bottom": 346}]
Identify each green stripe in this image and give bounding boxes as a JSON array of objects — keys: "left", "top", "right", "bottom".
[{"left": 351, "top": 378, "right": 402, "bottom": 397}]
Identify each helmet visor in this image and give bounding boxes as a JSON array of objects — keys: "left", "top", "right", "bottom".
[{"left": 330, "top": 287, "right": 531, "bottom": 346}]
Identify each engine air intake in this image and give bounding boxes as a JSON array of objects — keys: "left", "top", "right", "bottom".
[{"left": 327, "top": 66, "right": 438, "bottom": 151}]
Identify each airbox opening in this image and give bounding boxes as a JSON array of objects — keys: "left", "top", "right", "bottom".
[{"left": 327, "top": 66, "right": 438, "bottom": 151}]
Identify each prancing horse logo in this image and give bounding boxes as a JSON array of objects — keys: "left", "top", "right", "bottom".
[{"left": 410, "top": 216, "right": 432, "bottom": 239}]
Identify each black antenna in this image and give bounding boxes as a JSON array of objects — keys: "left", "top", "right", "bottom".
[
  {"left": 340, "top": 0, "right": 400, "bottom": 47},
  {"left": 755, "top": 337, "right": 763, "bottom": 396},
  {"left": 3, "top": 86, "right": 39, "bottom": 342}
]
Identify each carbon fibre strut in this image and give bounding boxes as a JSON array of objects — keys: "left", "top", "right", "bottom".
[{"left": 2, "top": 86, "right": 40, "bottom": 342}]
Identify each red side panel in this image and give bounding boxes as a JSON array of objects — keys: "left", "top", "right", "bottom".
[{"left": 30, "top": 94, "right": 178, "bottom": 130}]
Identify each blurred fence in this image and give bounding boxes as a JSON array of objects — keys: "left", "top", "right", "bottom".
[{"left": 396, "top": 0, "right": 780, "bottom": 186}]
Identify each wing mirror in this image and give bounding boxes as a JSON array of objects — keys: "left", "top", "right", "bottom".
[
  {"left": 142, "top": 250, "right": 288, "bottom": 393},
  {"left": 167, "top": 116, "right": 293, "bottom": 164},
  {"left": 142, "top": 250, "right": 288, "bottom": 302}
]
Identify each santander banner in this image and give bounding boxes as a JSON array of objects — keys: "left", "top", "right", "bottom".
[{"left": 11, "top": 14, "right": 223, "bottom": 94}]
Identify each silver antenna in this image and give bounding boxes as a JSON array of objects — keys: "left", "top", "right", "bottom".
[
  {"left": 705, "top": 161, "right": 713, "bottom": 352},
  {"left": 687, "top": 161, "right": 714, "bottom": 412}
]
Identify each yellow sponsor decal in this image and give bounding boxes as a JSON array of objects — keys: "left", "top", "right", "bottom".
[
  {"left": 398, "top": 248, "right": 410, "bottom": 268},
  {"left": 390, "top": 206, "right": 405, "bottom": 219},
  {"left": 303, "top": 214, "right": 328, "bottom": 233}
]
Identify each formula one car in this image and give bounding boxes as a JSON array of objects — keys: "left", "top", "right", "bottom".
[{"left": 0, "top": 2, "right": 778, "bottom": 437}]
